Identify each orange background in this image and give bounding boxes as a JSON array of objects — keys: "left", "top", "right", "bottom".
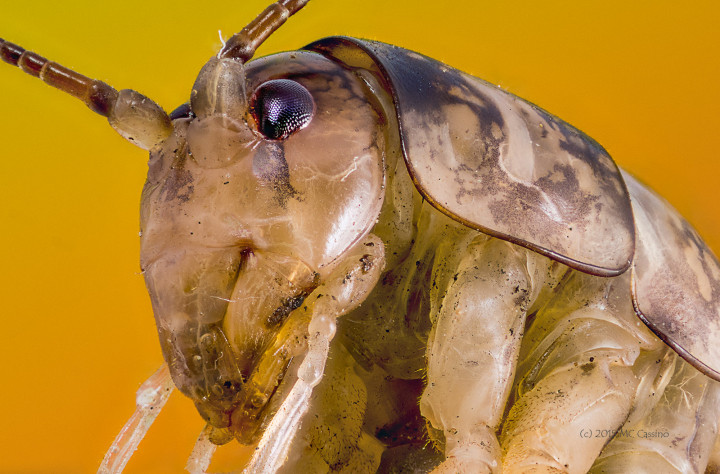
[{"left": 1, "top": 0, "right": 719, "bottom": 472}]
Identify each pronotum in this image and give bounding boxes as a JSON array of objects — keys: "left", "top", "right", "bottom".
[{"left": 1, "top": 1, "right": 719, "bottom": 472}]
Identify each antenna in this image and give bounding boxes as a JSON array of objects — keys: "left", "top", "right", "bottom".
[
  {"left": 0, "top": 38, "right": 172, "bottom": 150},
  {"left": 219, "top": 0, "right": 311, "bottom": 62}
]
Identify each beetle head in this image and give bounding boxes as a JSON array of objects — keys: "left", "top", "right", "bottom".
[
  {"left": 138, "top": 49, "right": 386, "bottom": 439},
  {"left": 1, "top": 0, "right": 394, "bottom": 445}
]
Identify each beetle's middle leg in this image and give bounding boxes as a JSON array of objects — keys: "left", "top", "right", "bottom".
[
  {"left": 419, "top": 237, "right": 561, "bottom": 473},
  {"left": 499, "top": 270, "right": 666, "bottom": 474}
]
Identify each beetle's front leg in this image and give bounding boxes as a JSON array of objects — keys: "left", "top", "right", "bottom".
[
  {"left": 420, "top": 238, "right": 558, "bottom": 473},
  {"left": 243, "top": 233, "right": 385, "bottom": 473}
]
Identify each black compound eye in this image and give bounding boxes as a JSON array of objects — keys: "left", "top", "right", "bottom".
[
  {"left": 251, "top": 79, "right": 315, "bottom": 140},
  {"left": 169, "top": 102, "right": 195, "bottom": 120}
]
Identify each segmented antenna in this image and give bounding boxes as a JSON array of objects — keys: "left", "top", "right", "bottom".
[
  {"left": 0, "top": 38, "right": 118, "bottom": 116},
  {"left": 220, "top": 0, "right": 311, "bottom": 62},
  {"left": 0, "top": 38, "right": 172, "bottom": 150}
]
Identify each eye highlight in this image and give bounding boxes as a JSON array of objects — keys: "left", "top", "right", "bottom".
[{"left": 250, "top": 79, "right": 315, "bottom": 140}]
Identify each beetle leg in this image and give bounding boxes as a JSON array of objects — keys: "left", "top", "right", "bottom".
[
  {"left": 272, "top": 341, "right": 385, "bottom": 473},
  {"left": 500, "top": 270, "right": 664, "bottom": 473},
  {"left": 501, "top": 347, "right": 640, "bottom": 473},
  {"left": 98, "top": 364, "right": 175, "bottom": 474},
  {"left": 590, "top": 353, "right": 720, "bottom": 473},
  {"left": 243, "top": 234, "right": 386, "bottom": 473},
  {"left": 186, "top": 424, "right": 216, "bottom": 474},
  {"left": 419, "top": 238, "right": 558, "bottom": 473}
]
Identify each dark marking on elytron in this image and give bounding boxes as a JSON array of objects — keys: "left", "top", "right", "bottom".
[
  {"left": 441, "top": 93, "right": 506, "bottom": 203},
  {"left": 625, "top": 172, "right": 720, "bottom": 381},
  {"left": 307, "top": 37, "right": 634, "bottom": 274},
  {"left": 534, "top": 163, "right": 596, "bottom": 221},
  {"left": 551, "top": 114, "right": 631, "bottom": 227},
  {"left": 439, "top": 102, "right": 601, "bottom": 237}
]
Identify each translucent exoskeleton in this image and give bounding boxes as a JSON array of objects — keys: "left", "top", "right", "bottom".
[{"left": 1, "top": 0, "right": 720, "bottom": 474}]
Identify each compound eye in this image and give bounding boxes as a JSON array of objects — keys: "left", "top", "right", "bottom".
[
  {"left": 251, "top": 79, "right": 315, "bottom": 140},
  {"left": 169, "top": 102, "right": 195, "bottom": 120}
]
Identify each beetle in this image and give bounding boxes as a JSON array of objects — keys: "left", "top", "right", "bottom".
[{"left": 1, "top": 1, "right": 720, "bottom": 473}]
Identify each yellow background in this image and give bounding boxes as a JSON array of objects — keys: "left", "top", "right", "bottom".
[{"left": 1, "top": 0, "right": 719, "bottom": 472}]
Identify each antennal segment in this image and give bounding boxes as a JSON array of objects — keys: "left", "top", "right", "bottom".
[
  {"left": 1, "top": 39, "right": 172, "bottom": 150},
  {"left": 219, "top": 0, "right": 310, "bottom": 62},
  {"left": 1, "top": 38, "right": 118, "bottom": 116}
]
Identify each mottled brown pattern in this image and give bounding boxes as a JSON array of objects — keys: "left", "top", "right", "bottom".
[
  {"left": 625, "top": 171, "right": 720, "bottom": 380},
  {"left": 307, "top": 37, "right": 635, "bottom": 276}
]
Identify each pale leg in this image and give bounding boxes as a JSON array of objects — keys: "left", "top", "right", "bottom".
[
  {"left": 244, "top": 234, "right": 385, "bottom": 473},
  {"left": 501, "top": 349, "right": 639, "bottom": 473},
  {"left": 99, "top": 364, "right": 175, "bottom": 474},
  {"left": 500, "top": 271, "right": 663, "bottom": 474},
  {"left": 590, "top": 353, "right": 720, "bottom": 473},
  {"left": 420, "top": 239, "right": 551, "bottom": 473},
  {"left": 276, "top": 342, "right": 384, "bottom": 473},
  {"left": 186, "top": 424, "right": 217, "bottom": 474}
]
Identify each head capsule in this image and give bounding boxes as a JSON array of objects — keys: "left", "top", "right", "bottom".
[{"left": 139, "top": 49, "right": 386, "bottom": 436}]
